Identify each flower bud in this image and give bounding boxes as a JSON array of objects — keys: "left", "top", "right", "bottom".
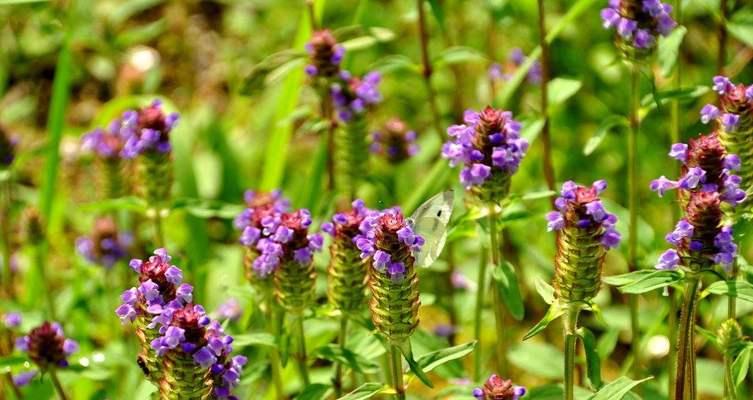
[
  {"left": 272, "top": 209, "right": 322, "bottom": 314},
  {"left": 305, "top": 30, "right": 344, "bottom": 81},
  {"left": 442, "top": 107, "right": 528, "bottom": 204},
  {"left": 601, "top": 0, "right": 677, "bottom": 60},
  {"left": 717, "top": 318, "right": 745, "bottom": 357},
  {"left": 547, "top": 181, "right": 621, "bottom": 304},
  {"left": 76, "top": 217, "right": 131, "bottom": 268},
  {"left": 323, "top": 199, "right": 373, "bottom": 314},
  {"left": 81, "top": 122, "right": 129, "bottom": 198},
  {"left": 370, "top": 118, "right": 419, "bottom": 164},
  {"left": 17, "top": 322, "right": 77, "bottom": 370},
  {"left": 472, "top": 374, "right": 526, "bottom": 400},
  {"left": 359, "top": 208, "right": 424, "bottom": 343}
]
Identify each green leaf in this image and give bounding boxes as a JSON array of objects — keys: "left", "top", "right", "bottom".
[
  {"left": 416, "top": 341, "right": 476, "bottom": 374},
  {"left": 341, "top": 27, "right": 396, "bottom": 52},
  {"left": 603, "top": 270, "right": 657, "bottom": 286},
  {"left": 0, "top": 355, "right": 27, "bottom": 370},
  {"left": 233, "top": 333, "right": 277, "bottom": 349},
  {"left": 79, "top": 196, "right": 148, "bottom": 214},
  {"left": 618, "top": 270, "right": 683, "bottom": 294},
  {"left": 433, "top": 46, "right": 486, "bottom": 67},
  {"left": 596, "top": 328, "right": 620, "bottom": 360},
  {"left": 313, "top": 344, "right": 380, "bottom": 374},
  {"left": 547, "top": 78, "right": 582, "bottom": 110},
  {"left": 523, "top": 303, "right": 564, "bottom": 340},
  {"left": 426, "top": 0, "right": 446, "bottom": 32},
  {"left": 0, "top": 0, "right": 49, "bottom": 4},
  {"left": 239, "top": 50, "right": 305, "bottom": 95},
  {"left": 400, "top": 341, "right": 434, "bottom": 388},
  {"left": 520, "top": 118, "right": 546, "bottom": 143},
  {"left": 578, "top": 327, "right": 603, "bottom": 390},
  {"left": 587, "top": 376, "right": 653, "bottom": 400},
  {"left": 521, "top": 189, "right": 556, "bottom": 201},
  {"left": 658, "top": 26, "right": 687, "bottom": 77},
  {"left": 297, "top": 383, "right": 330, "bottom": 400},
  {"left": 584, "top": 115, "right": 628, "bottom": 156},
  {"left": 732, "top": 344, "right": 753, "bottom": 386},
  {"left": 492, "top": 261, "right": 525, "bottom": 321},
  {"left": 703, "top": 280, "right": 753, "bottom": 303},
  {"left": 728, "top": 10, "right": 753, "bottom": 48},
  {"left": 337, "top": 383, "right": 387, "bottom": 400},
  {"left": 640, "top": 86, "right": 709, "bottom": 113},
  {"left": 535, "top": 277, "right": 555, "bottom": 305},
  {"left": 509, "top": 341, "right": 564, "bottom": 379},
  {"left": 495, "top": 0, "right": 598, "bottom": 107}
]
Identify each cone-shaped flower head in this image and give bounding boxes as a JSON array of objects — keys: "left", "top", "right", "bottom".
[
  {"left": 472, "top": 374, "right": 527, "bottom": 400},
  {"left": 547, "top": 180, "right": 621, "bottom": 303},
  {"left": 488, "top": 48, "right": 542, "bottom": 85},
  {"left": 442, "top": 107, "right": 528, "bottom": 204},
  {"left": 151, "top": 303, "right": 246, "bottom": 399},
  {"left": 16, "top": 322, "right": 78, "bottom": 370},
  {"left": 116, "top": 248, "right": 192, "bottom": 382},
  {"left": 650, "top": 134, "right": 741, "bottom": 272},
  {"left": 0, "top": 125, "right": 15, "bottom": 168},
  {"left": 331, "top": 71, "right": 382, "bottom": 123},
  {"left": 701, "top": 76, "right": 753, "bottom": 204},
  {"left": 81, "top": 118, "right": 131, "bottom": 197},
  {"left": 358, "top": 207, "right": 424, "bottom": 343},
  {"left": 235, "top": 190, "right": 290, "bottom": 281},
  {"left": 322, "top": 199, "right": 375, "bottom": 314},
  {"left": 370, "top": 118, "right": 419, "bottom": 164},
  {"left": 601, "top": 0, "right": 677, "bottom": 60},
  {"left": 76, "top": 217, "right": 131, "bottom": 268},
  {"left": 305, "top": 29, "right": 344, "bottom": 80},
  {"left": 271, "top": 209, "right": 323, "bottom": 314}
]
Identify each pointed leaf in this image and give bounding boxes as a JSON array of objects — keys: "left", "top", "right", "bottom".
[
  {"left": 416, "top": 341, "right": 476, "bottom": 374},
  {"left": 297, "top": 383, "right": 330, "bottom": 400},
  {"left": 732, "top": 345, "right": 752, "bottom": 386},
  {"left": 233, "top": 333, "right": 277, "bottom": 349},
  {"left": 584, "top": 115, "right": 628, "bottom": 156},
  {"left": 399, "top": 341, "right": 433, "bottom": 388},
  {"left": 619, "top": 270, "right": 683, "bottom": 294},
  {"left": 603, "top": 270, "right": 657, "bottom": 286},
  {"left": 578, "top": 327, "right": 603, "bottom": 390},
  {"left": 547, "top": 78, "right": 582, "bottom": 110},
  {"left": 523, "top": 304, "right": 565, "bottom": 340},
  {"left": 535, "top": 277, "right": 555, "bottom": 305},
  {"left": 313, "top": 344, "right": 380, "bottom": 374},
  {"left": 658, "top": 26, "right": 687, "bottom": 77},
  {"left": 587, "top": 376, "right": 653, "bottom": 400},
  {"left": 492, "top": 261, "right": 525, "bottom": 320},
  {"left": 426, "top": 0, "right": 446, "bottom": 32},
  {"left": 338, "top": 383, "right": 388, "bottom": 400},
  {"left": 703, "top": 280, "right": 753, "bottom": 303}
]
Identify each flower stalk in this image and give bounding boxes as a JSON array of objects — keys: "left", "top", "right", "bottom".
[
  {"left": 536, "top": 0, "right": 556, "bottom": 194},
  {"left": 473, "top": 246, "right": 489, "bottom": 381},
  {"left": 563, "top": 305, "right": 580, "bottom": 400},
  {"left": 627, "top": 63, "right": 641, "bottom": 374},
  {"left": 416, "top": 0, "right": 444, "bottom": 142},
  {"left": 488, "top": 205, "right": 508, "bottom": 375}
]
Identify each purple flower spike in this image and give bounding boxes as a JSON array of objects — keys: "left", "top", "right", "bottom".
[
  {"left": 656, "top": 249, "right": 680, "bottom": 270},
  {"left": 700, "top": 104, "right": 719, "bottom": 124}
]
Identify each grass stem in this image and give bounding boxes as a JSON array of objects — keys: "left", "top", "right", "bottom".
[
  {"left": 627, "top": 62, "right": 641, "bottom": 376},
  {"left": 333, "top": 317, "right": 348, "bottom": 397},
  {"left": 294, "top": 315, "right": 311, "bottom": 387},
  {"left": 389, "top": 344, "right": 405, "bottom": 400},
  {"left": 674, "top": 275, "right": 700, "bottom": 400},
  {"left": 563, "top": 305, "right": 581, "bottom": 400},
  {"left": 488, "top": 205, "right": 508, "bottom": 375},
  {"left": 416, "top": 0, "right": 444, "bottom": 142},
  {"left": 536, "top": 0, "right": 556, "bottom": 196},
  {"left": 49, "top": 369, "right": 69, "bottom": 400},
  {"left": 473, "top": 246, "right": 489, "bottom": 381}
]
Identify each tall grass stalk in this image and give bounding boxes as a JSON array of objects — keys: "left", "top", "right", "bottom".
[
  {"left": 294, "top": 315, "right": 311, "bottom": 386},
  {"left": 416, "top": 0, "right": 444, "bottom": 141},
  {"left": 627, "top": 63, "right": 641, "bottom": 375},
  {"left": 536, "top": 0, "right": 556, "bottom": 195},
  {"left": 0, "top": 176, "right": 12, "bottom": 298}
]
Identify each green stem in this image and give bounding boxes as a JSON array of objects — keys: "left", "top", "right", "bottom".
[
  {"left": 563, "top": 306, "right": 581, "bottom": 400},
  {"left": 627, "top": 62, "right": 641, "bottom": 376},
  {"left": 724, "top": 352, "right": 736, "bottom": 400},
  {"left": 0, "top": 175, "right": 13, "bottom": 298},
  {"left": 667, "top": 288, "right": 677, "bottom": 398},
  {"left": 49, "top": 369, "right": 69, "bottom": 400},
  {"left": 34, "top": 244, "right": 55, "bottom": 320},
  {"left": 416, "top": 0, "right": 444, "bottom": 142},
  {"left": 488, "top": 205, "right": 508, "bottom": 375},
  {"left": 536, "top": 0, "right": 556, "bottom": 196},
  {"left": 333, "top": 317, "right": 348, "bottom": 397},
  {"left": 4, "top": 372, "right": 22, "bottom": 399},
  {"left": 473, "top": 246, "right": 489, "bottom": 381},
  {"left": 728, "top": 258, "right": 738, "bottom": 320},
  {"left": 718, "top": 0, "right": 727, "bottom": 75},
  {"left": 674, "top": 275, "right": 700, "bottom": 400},
  {"left": 152, "top": 210, "right": 165, "bottom": 248},
  {"left": 389, "top": 344, "right": 405, "bottom": 400},
  {"left": 264, "top": 294, "right": 284, "bottom": 400},
  {"left": 294, "top": 315, "right": 311, "bottom": 387}
]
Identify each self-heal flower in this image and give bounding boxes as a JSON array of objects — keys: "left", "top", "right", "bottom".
[
  {"left": 76, "top": 217, "right": 131, "bottom": 268},
  {"left": 473, "top": 374, "right": 526, "bottom": 400},
  {"left": 700, "top": 104, "right": 720, "bottom": 124},
  {"left": 601, "top": 0, "right": 677, "bottom": 59},
  {"left": 235, "top": 190, "right": 290, "bottom": 281},
  {"left": 331, "top": 71, "right": 382, "bottom": 123},
  {"left": 442, "top": 107, "right": 528, "bottom": 203},
  {"left": 305, "top": 30, "right": 344, "bottom": 80},
  {"left": 18, "top": 322, "right": 77, "bottom": 370},
  {"left": 371, "top": 118, "right": 419, "bottom": 164},
  {"left": 550, "top": 180, "right": 621, "bottom": 303}
]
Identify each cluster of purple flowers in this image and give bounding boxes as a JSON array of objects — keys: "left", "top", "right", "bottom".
[
  {"left": 546, "top": 180, "right": 622, "bottom": 249},
  {"left": 16, "top": 321, "right": 78, "bottom": 370},
  {"left": 331, "top": 71, "right": 382, "bottom": 122},
  {"left": 442, "top": 107, "right": 528, "bottom": 189},
  {"left": 82, "top": 100, "right": 179, "bottom": 160},
  {"left": 355, "top": 207, "right": 424, "bottom": 280},
  {"left": 488, "top": 48, "right": 542, "bottom": 85},
  {"left": 472, "top": 374, "right": 526, "bottom": 400},
  {"left": 252, "top": 209, "right": 324, "bottom": 275},
  {"left": 370, "top": 118, "right": 419, "bottom": 164},
  {"left": 75, "top": 217, "right": 131, "bottom": 268},
  {"left": 601, "top": 0, "right": 676, "bottom": 51},
  {"left": 649, "top": 137, "right": 745, "bottom": 206},
  {"left": 650, "top": 134, "right": 743, "bottom": 271},
  {"left": 235, "top": 190, "right": 291, "bottom": 278},
  {"left": 321, "top": 199, "right": 374, "bottom": 239},
  {"left": 700, "top": 76, "right": 753, "bottom": 132}
]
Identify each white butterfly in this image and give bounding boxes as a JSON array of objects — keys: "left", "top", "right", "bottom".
[{"left": 409, "top": 190, "right": 454, "bottom": 268}]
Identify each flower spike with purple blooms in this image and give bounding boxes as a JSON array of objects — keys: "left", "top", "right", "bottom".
[
  {"left": 601, "top": 0, "right": 677, "bottom": 59},
  {"left": 473, "top": 374, "right": 526, "bottom": 400},
  {"left": 442, "top": 107, "right": 528, "bottom": 204},
  {"left": 331, "top": 71, "right": 382, "bottom": 123},
  {"left": 305, "top": 29, "right": 344, "bottom": 81},
  {"left": 16, "top": 321, "right": 78, "bottom": 398},
  {"left": 234, "top": 190, "right": 290, "bottom": 283},
  {"left": 81, "top": 120, "right": 130, "bottom": 198},
  {"left": 701, "top": 76, "right": 753, "bottom": 210},
  {"left": 360, "top": 207, "right": 426, "bottom": 395},
  {"left": 488, "top": 48, "right": 542, "bottom": 86},
  {"left": 527, "top": 180, "right": 620, "bottom": 400},
  {"left": 76, "top": 217, "right": 131, "bottom": 268},
  {"left": 370, "top": 118, "right": 420, "bottom": 164}
]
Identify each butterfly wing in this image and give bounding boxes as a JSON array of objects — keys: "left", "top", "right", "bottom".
[{"left": 410, "top": 190, "right": 454, "bottom": 268}]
